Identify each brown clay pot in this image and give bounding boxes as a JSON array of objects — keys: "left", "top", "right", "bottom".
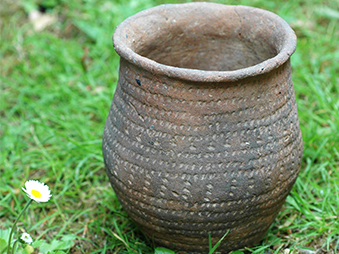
[{"left": 102, "top": 3, "right": 303, "bottom": 253}]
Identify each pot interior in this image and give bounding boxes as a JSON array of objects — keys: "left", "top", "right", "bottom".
[
  {"left": 120, "top": 4, "right": 287, "bottom": 72},
  {"left": 137, "top": 32, "right": 277, "bottom": 72}
]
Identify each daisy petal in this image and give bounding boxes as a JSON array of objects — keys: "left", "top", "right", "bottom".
[
  {"left": 22, "top": 180, "right": 52, "bottom": 203},
  {"left": 21, "top": 232, "right": 33, "bottom": 244}
]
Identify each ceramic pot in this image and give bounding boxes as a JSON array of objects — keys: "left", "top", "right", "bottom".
[{"left": 102, "top": 3, "right": 303, "bottom": 253}]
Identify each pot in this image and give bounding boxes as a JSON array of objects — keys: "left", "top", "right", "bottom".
[{"left": 102, "top": 3, "right": 303, "bottom": 252}]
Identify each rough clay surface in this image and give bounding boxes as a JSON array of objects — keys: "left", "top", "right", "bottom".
[{"left": 103, "top": 3, "right": 303, "bottom": 253}]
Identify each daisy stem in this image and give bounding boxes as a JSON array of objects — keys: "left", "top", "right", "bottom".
[
  {"left": 7, "top": 199, "right": 33, "bottom": 254},
  {"left": 11, "top": 240, "right": 18, "bottom": 254}
]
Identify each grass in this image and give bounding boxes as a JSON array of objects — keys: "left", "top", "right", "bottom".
[{"left": 0, "top": 0, "right": 338, "bottom": 253}]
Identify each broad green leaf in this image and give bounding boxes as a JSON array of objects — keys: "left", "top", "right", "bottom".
[
  {"left": 0, "top": 238, "right": 7, "bottom": 253},
  {"left": 33, "top": 238, "right": 74, "bottom": 253},
  {"left": 154, "top": 247, "right": 176, "bottom": 254},
  {"left": 0, "top": 229, "right": 10, "bottom": 243},
  {"left": 0, "top": 229, "right": 10, "bottom": 253},
  {"left": 15, "top": 245, "right": 34, "bottom": 254},
  {"left": 32, "top": 239, "right": 46, "bottom": 248}
]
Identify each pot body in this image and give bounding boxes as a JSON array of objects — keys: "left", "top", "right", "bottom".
[{"left": 103, "top": 3, "right": 303, "bottom": 253}]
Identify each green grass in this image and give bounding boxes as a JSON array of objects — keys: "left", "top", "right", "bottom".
[{"left": 0, "top": 0, "right": 338, "bottom": 253}]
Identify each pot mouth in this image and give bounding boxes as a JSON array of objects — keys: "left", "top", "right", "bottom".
[{"left": 113, "top": 3, "right": 296, "bottom": 82}]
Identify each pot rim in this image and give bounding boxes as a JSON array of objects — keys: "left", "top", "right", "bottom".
[{"left": 113, "top": 3, "right": 297, "bottom": 82}]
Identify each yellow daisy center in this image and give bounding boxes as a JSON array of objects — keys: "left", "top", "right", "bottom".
[{"left": 31, "top": 189, "right": 41, "bottom": 199}]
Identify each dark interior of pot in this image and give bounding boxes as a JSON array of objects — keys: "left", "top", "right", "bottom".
[{"left": 121, "top": 4, "right": 287, "bottom": 72}]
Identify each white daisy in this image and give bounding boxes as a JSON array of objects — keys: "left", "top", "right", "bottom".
[
  {"left": 22, "top": 180, "right": 52, "bottom": 203},
  {"left": 20, "top": 232, "right": 33, "bottom": 244}
]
